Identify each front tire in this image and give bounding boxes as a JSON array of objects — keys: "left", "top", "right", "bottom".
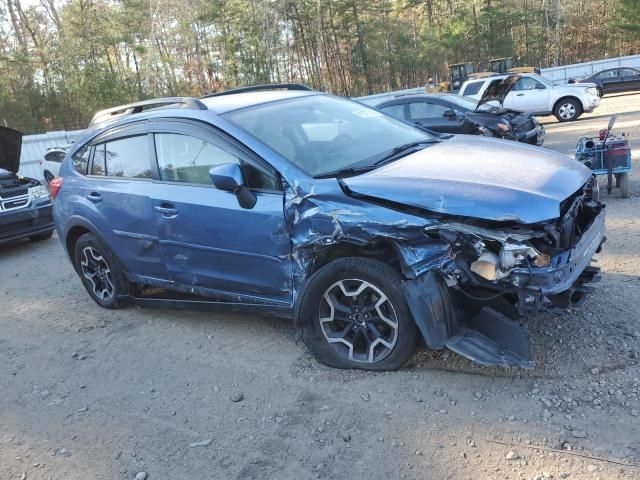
[
  {"left": 298, "top": 257, "right": 418, "bottom": 371},
  {"left": 554, "top": 98, "right": 582, "bottom": 122},
  {"left": 73, "top": 232, "right": 128, "bottom": 309}
]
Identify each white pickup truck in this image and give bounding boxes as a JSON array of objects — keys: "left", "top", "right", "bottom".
[{"left": 459, "top": 73, "right": 601, "bottom": 122}]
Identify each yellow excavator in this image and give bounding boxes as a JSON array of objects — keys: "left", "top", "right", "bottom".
[
  {"left": 490, "top": 57, "right": 540, "bottom": 75},
  {"left": 445, "top": 58, "right": 540, "bottom": 93}
]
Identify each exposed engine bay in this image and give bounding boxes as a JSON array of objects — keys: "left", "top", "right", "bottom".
[
  {"left": 0, "top": 169, "right": 41, "bottom": 212},
  {"left": 408, "top": 178, "right": 605, "bottom": 367}
]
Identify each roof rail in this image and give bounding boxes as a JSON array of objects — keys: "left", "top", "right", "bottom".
[
  {"left": 201, "top": 83, "right": 314, "bottom": 99},
  {"left": 392, "top": 92, "right": 425, "bottom": 98},
  {"left": 89, "top": 97, "right": 208, "bottom": 127}
]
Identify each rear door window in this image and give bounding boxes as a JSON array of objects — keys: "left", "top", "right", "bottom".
[
  {"left": 408, "top": 102, "right": 449, "bottom": 120},
  {"left": 103, "top": 135, "right": 153, "bottom": 179},
  {"left": 461, "top": 81, "right": 484, "bottom": 96},
  {"left": 379, "top": 104, "right": 406, "bottom": 120},
  {"left": 596, "top": 69, "right": 618, "bottom": 79}
]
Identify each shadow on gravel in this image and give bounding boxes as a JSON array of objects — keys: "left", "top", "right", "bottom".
[{"left": 0, "top": 236, "right": 52, "bottom": 259}]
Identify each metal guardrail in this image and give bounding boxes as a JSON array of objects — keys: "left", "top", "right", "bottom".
[
  {"left": 18, "top": 129, "right": 84, "bottom": 180},
  {"left": 540, "top": 54, "right": 640, "bottom": 84}
]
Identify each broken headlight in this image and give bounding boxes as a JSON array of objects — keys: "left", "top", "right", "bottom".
[
  {"left": 471, "top": 243, "right": 543, "bottom": 281},
  {"left": 498, "top": 243, "right": 540, "bottom": 269}
]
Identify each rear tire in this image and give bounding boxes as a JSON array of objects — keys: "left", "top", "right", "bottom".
[
  {"left": 298, "top": 257, "right": 418, "bottom": 371},
  {"left": 553, "top": 98, "right": 582, "bottom": 122},
  {"left": 73, "top": 232, "right": 128, "bottom": 309}
]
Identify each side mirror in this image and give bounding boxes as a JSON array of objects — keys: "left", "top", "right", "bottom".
[
  {"left": 209, "top": 163, "right": 256, "bottom": 209},
  {"left": 535, "top": 83, "right": 546, "bottom": 89},
  {"left": 443, "top": 109, "right": 456, "bottom": 119}
]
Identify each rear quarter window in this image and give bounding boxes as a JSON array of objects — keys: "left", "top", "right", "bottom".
[
  {"left": 461, "top": 81, "right": 484, "bottom": 96},
  {"left": 72, "top": 145, "right": 90, "bottom": 175}
]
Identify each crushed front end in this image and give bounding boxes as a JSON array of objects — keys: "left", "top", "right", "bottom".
[{"left": 411, "top": 179, "right": 605, "bottom": 368}]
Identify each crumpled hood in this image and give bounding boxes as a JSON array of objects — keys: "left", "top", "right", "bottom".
[
  {"left": 342, "top": 136, "right": 592, "bottom": 224},
  {"left": 0, "top": 126, "right": 23, "bottom": 173}
]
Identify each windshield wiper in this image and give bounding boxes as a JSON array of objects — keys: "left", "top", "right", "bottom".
[
  {"left": 314, "top": 139, "right": 439, "bottom": 179},
  {"left": 314, "top": 165, "right": 377, "bottom": 179},
  {"left": 373, "top": 140, "right": 438, "bottom": 166}
]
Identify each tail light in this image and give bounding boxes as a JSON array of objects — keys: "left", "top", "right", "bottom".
[{"left": 49, "top": 176, "right": 63, "bottom": 200}]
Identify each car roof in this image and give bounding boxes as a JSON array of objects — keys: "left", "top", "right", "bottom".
[
  {"left": 201, "top": 90, "right": 320, "bottom": 114},
  {"left": 87, "top": 86, "right": 321, "bottom": 131},
  {"left": 375, "top": 93, "right": 458, "bottom": 106}
]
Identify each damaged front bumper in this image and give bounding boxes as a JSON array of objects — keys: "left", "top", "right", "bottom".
[
  {"left": 516, "top": 124, "right": 545, "bottom": 146},
  {"left": 511, "top": 208, "right": 605, "bottom": 313},
  {"left": 0, "top": 202, "right": 54, "bottom": 245},
  {"left": 404, "top": 201, "right": 605, "bottom": 369}
]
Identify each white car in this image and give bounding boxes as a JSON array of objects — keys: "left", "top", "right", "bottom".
[
  {"left": 41, "top": 144, "right": 71, "bottom": 184},
  {"left": 459, "top": 73, "right": 601, "bottom": 122}
]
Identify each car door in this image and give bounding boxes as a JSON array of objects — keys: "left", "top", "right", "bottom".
[
  {"left": 148, "top": 120, "right": 292, "bottom": 304},
  {"left": 406, "top": 100, "right": 467, "bottom": 133},
  {"left": 506, "top": 77, "right": 549, "bottom": 112},
  {"left": 596, "top": 69, "right": 620, "bottom": 93},
  {"left": 616, "top": 68, "right": 640, "bottom": 92},
  {"left": 81, "top": 124, "right": 168, "bottom": 280}
]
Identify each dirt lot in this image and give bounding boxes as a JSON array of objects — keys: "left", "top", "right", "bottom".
[{"left": 2, "top": 95, "right": 640, "bottom": 480}]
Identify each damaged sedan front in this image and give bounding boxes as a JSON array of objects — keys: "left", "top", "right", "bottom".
[{"left": 53, "top": 86, "right": 604, "bottom": 371}]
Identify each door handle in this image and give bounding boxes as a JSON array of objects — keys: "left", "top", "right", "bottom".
[
  {"left": 87, "top": 192, "right": 102, "bottom": 203},
  {"left": 154, "top": 204, "right": 179, "bottom": 217},
  {"left": 516, "top": 93, "right": 525, "bottom": 96}
]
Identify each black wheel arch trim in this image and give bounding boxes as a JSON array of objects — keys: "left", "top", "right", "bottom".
[{"left": 63, "top": 216, "right": 129, "bottom": 279}]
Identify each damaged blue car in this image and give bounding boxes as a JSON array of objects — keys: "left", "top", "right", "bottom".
[{"left": 52, "top": 84, "right": 605, "bottom": 370}]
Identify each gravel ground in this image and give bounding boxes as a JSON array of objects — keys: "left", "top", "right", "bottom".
[{"left": 1, "top": 95, "right": 640, "bottom": 480}]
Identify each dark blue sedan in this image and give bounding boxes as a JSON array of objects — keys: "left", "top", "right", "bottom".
[{"left": 52, "top": 84, "right": 605, "bottom": 370}]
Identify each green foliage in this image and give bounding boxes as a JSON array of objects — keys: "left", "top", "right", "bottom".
[
  {"left": 0, "top": 0, "right": 637, "bottom": 133},
  {"left": 613, "top": 0, "right": 640, "bottom": 38}
]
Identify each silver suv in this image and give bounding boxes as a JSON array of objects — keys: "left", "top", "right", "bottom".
[{"left": 460, "top": 73, "right": 601, "bottom": 121}]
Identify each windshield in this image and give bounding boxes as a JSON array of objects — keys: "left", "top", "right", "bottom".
[
  {"left": 223, "top": 94, "right": 435, "bottom": 177},
  {"left": 441, "top": 94, "right": 477, "bottom": 111},
  {"left": 441, "top": 94, "right": 499, "bottom": 112}
]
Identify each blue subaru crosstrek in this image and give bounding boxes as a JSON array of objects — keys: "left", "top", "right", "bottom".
[{"left": 52, "top": 84, "right": 605, "bottom": 370}]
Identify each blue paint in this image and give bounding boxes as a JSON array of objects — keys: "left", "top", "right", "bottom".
[{"left": 52, "top": 90, "right": 603, "bottom": 367}]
